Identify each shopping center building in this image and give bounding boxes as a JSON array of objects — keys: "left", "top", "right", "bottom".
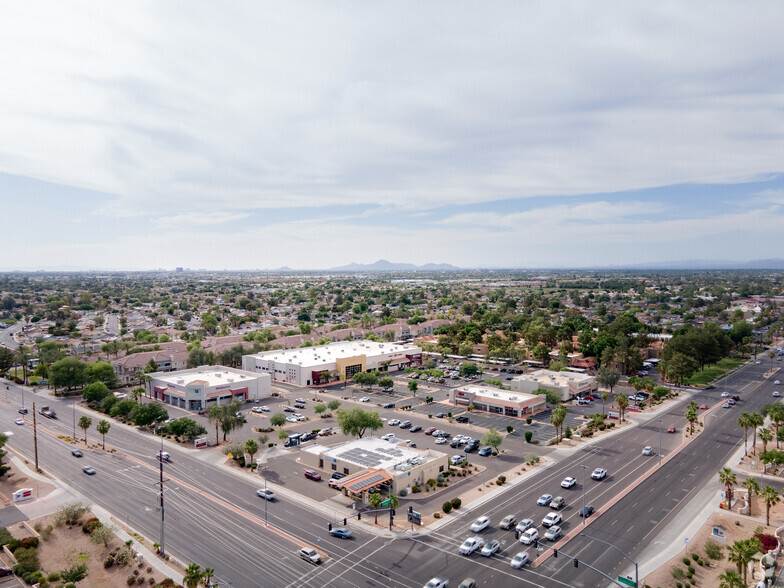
[
  {"left": 510, "top": 369, "right": 597, "bottom": 402},
  {"left": 449, "top": 384, "right": 546, "bottom": 417},
  {"left": 241, "top": 340, "right": 423, "bottom": 386},
  {"left": 146, "top": 366, "right": 271, "bottom": 412}
]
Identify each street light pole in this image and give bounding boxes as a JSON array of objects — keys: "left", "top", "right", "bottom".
[
  {"left": 658, "top": 418, "right": 662, "bottom": 466},
  {"left": 581, "top": 464, "right": 587, "bottom": 525},
  {"left": 73, "top": 400, "right": 76, "bottom": 440}
]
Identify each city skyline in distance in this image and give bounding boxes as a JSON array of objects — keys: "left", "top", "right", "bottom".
[{"left": 2, "top": 3, "right": 783, "bottom": 271}]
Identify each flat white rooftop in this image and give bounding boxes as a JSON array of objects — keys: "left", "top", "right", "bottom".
[
  {"left": 456, "top": 385, "right": 540, "bottom": 403},
  {"left": 249, "top": 340, "right": 420, "bottom": 367},
  {"left": 153, "top": 366, "right": 260, "bottom": 387},
  {"left": 514, "top": 369, "right": 594, "bottom": 386},
  {"left": 321, "top": 437, "right": 440, "bottom": 471}
]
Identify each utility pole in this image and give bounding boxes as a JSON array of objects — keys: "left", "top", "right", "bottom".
[
  {"left": 159, "top": 434, "right": 165, "bottom": 557},
  {"left": 32, "top": 402, "right": 39, "bottom": 472}
]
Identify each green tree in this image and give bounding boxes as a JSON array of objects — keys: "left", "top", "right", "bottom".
[
  {"left": 749, "top": 412, "right": 764, "bottom": 454},
  {"left": 615, "top": 393, "right": 629, "bottom": 422},
  {"left": 763, "top": 404, "right": 784, "bottom": 448},
  {"left": 600, "top": 390, "right": 609, "bottom": 417},
  {"left": 96, "top": 419, "right": 110, "bottom": 450},
  {"left": 327, "top": 400, "right": 341, "bottom": 411},
  {"left": 84, "top": 361, "right": 117, "bottom": 387},
  {"left": 314, "top": 404, "right": 326, "bottom": 415},
  {"left": 550, "top": 405, "right": 568, "bottom": 442},
  {"left": 270, "top": 413, "right": 286, "bottom": 428},
  {"left": 761, "top": 485, "right": 780, "bottom": 526},
  {"left": 109, "top": 398, "right": 137, "bottom": 419},
  {"left": 597, "top": 366, "right": 620, "bottom": 395},
  {"left": 480, "top": 428, "right": 503, "bottom": 453},
  {"left": 718, "top": 467, "right": 737, "bottom": 510},
  {"left": 0, "top": 347, "right": 17, "bottom": 374},
  {"left": 336, "top": 408, "right": 384, "bottom": 439},
  {"left": 50, "top": 357, "right": 88, "bottom": 390},
  {"left": 759, "top": 427, "right": 773, "bottom": 455},
  {"left": 207, "top": 400, "right": 244, "bottom": 443},
  {"left": 742, "top": 478, "right": 760, "bottom": 516},
  {"left": 738, "top": 412, "right": 754, "bottom": 456},
  {"left": 184, "top": 563, "right": 204, "bottom": 588},
  {"left": 685, "top": 401, "right": 698, "bottom": 434},
  {"left": 82, "top": 381, "right": 110, "bottom": 403},
  {"left": 459, "top": 363, "right": 481, "bottom": 377},
  {"left": 78, "top": 415, "right": 92, "bottom": 444},
  {"left": 245, "top": 439, "right": 259, "bottom": 466},
  {"left": 0, "top": 433, "right": 10, "bottom": 477},
  {"left": 130, "top": 402, "right": 169, "bottom": 427},
  {"left": 717, "top": 570, "right": 745, "bottom": 588},
  {"left": 408, "top": 380, "right": 418, "bottom": 396},
  {"left": 202, "top": 568, "right": 215, "bottom": 588},
  {"left": 60, "top": 563, "right": 88, "bottom": 583},
  {"left": 368, "top": 491, "right": 382, "bottom": 523},
  {"left": 378, "top": 377, "right": 394, "bottom": 390}
]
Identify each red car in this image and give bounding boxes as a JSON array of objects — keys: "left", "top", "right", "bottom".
[
  {"left": 667, "top": 426, "right": 676, "bottom": 433},
  {"left": 0, "top": 568, "right": 11, "bottom": 578},
  {"left": 699, "top": 404, "right": 708, "bottom": 410},
  {"left": 424, "top": 427, "right": 437, "bottom": 435},
  {"left": 304, "top": 470, "right": 321, "bottom": 481}
]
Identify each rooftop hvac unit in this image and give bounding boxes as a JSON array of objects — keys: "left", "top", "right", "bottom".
[
  {"left": 215, "top": 373, "right": 222, "bottom": 378},
  {"left": 177, "top": 379, "right": 184, "bottom": 385},
  {"left": 227, "top": 378, "right": 234, "bottom": 383}
]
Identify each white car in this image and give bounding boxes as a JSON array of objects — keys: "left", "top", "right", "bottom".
[
  {"left": 435, "top": 437, "right": 448, "bottom": 444},
  {"left": 381, "top": 433, "right": 396, "bottom": 441},
  {"left": 294, "top": 414, "right": 305, "bottom": 421},
  {"left": 14, "top": 418, "right": 24, "bottom": 426},
  {"left": 561, "top": 476, "right": 577, "bottom": 488},
  {"left": 459, "top": 536, "right": 485, "bottom": 555},
  {"left": 252, "top": 406, "right": 264, "bottom": 413},
  {"left": 359, "top": 397, "right": 370, "bottom": 402},
  {"left": 591, "top": 468, "right": 607, "bottom": 480},
  {"left": 544, "top": 525, "right": 562, "bottom": 541},
  {"left": 542, "top": 512, "right": 562, "bottom": 527},
  {"left": 256, "top": 488, "right": 275, "bottom": 500},
  {"left": 285, "top": 416, "right": 298, "bottom": 423},
  {"left": 776, "top": 380, "right": 781, "bottom": 385},
  {"left": 774, "top": 391, "right": 781, "bottom": 397},
  {"left": 470, "top": 516, "right": 490, "bottom": 532},
  {"left": 295, "top": 398, "right": 306, "bottom": 403},
  {"left": 423, "top": 578, "right": 449, "bottom": 588},
  {"left": 510, "top": 552, "right": 530, "bottom": 569},
  {"left": 388, "top": 419, "right": 401, "bottom": 426},
  {"left": 721, "top": 391, "right": 730, "bottom": 397},
  {"left": 515, "top": 519, "right": 534, "bottom": 534},
  {"left": 520, "top": 528, "right": 539, "bottom": 545},
  {"left": 259, "top": 406, "right": 270, "bottom": 412},
  {"left": 642, "top": 446, "right": 653, "bottom": 456},
  {"left": 480, "top": 539, "right": 500, "bottom": 557},
  {"left": 451, "top": 455, "right": 466, "bottom": 466}
]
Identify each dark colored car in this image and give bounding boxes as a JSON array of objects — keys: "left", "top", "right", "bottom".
[
  {"left": 304, "top": 470, "right": 321, "bottom": 481},
  {"left": 435, "top": 412, "right": 446, "bottom": 418},
  {"left": 578, "top": 505, "right": 594, "bottom": 518},
  {"left": 0, "top": 568, "right": 12, "bottom": 578},
  {"left": 294, "top": 403, "right": 306, "bottom": 409},
  {"left": 82, "top": 466, "right": 96, "bottom": 475},
  {"left": 382, "top": 403, "right": 396, "bottom": 409},
  {"left": 455, "top": 415, "right": 470, "bottom": 423},
  {"left": 705, "top": 385, "right": 715, "bottom": 390},
  {"left": 478, "top": 446, "right": 493, "bottom": 456},
  {"left": 284, "top": 407, "right": 295, "bottom": 413},
  {"left": 465, "top": 441, "right": 480, "bottom": 453},
  {"left": 732, "top": 395, "right": 740, "bottom": 401},
  {"left": 71, "top": 449, "right": 83, "bottom": 458},
  {"left": 331, "top": 472, "right": 346, "bottom": 480},
  {"left": 410, "top": 425, "right": 422, "bottom": 433},
  {"left": 18, "top": 408, "right": 28, "bottom": 415},
  {"left": 329, "top": 527, "right": 353, "bottom": 539}
]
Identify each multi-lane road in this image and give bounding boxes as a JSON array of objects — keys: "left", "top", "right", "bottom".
[{"left": 0, "top": 357, "right": 777, "bottom": 587}]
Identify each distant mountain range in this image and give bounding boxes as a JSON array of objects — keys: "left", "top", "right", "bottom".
[
  {"left": 608, "top": 258, "right": 784, "bottom": 270},
  {"left": 327, "top": 259, "right": 461, "bottom": 272}
]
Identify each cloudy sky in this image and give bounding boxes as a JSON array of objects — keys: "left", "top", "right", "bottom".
[{"left": 1, "top": 1, "right": 783, "bottom": 270}]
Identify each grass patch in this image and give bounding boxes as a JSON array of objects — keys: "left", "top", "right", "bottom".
[{"left": 684, "top": 357, "right": 746, "bottom": 385}]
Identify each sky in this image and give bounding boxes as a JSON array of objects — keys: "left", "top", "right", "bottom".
[{"left": 1, "top": 1, "right": 784, "bottom": 271}]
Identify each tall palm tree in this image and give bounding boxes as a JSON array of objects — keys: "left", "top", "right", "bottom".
[
  {"left": 759, "top": 427, "right": 773, "bottom": 455},
  {"left": 245, "top": 439, "right": 259, "bottom": 466},
  {"left": 78, "top": 415, "right": 92, "bottom": 444},
  {"left": 183, "top": 563, "right": 204, "bottom": 588},
  {"left": 201, "top": 568, "right": 215, "bottom": 588},
  {"left": 550, "top": 405, "right": 567, "bottom": 442},
  {"left": 738, "top": 413, "right": 753, "bottom": 455},
  {"left": 615, "top": 393, "right": 629, "bottom": 422},
  {"left": 765, "top": 404, "right": 784, "bottom": 448},
  {"left": 96, "top": 419, "right": 110, "bottom": 450},
  {"left": 742, "top": 478, "right": 760, "bottom": 516},
  {"left": 761, "top": 485, "right": 780, "bottom": 526},
  {"left": 600, "top": 390, "right": 609, "bottom": 417},
  {"left": 718, "top": 569, "right": 745, "bottom": 588},
  {"left": 368, "top": 492, "right": 382, "bottom": 523},
  {"left": 749, "top": 412, "right": 764, "bottom": 454},
  {"left": 718, "top": 468, "right": 737, "bottom": 510},
  {"left": 686, "top": 401, "right": 698, "bottom": 434}
]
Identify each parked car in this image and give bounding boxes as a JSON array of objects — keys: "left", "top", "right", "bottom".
[
  {"left": 381, "top": 433, "right": 396, "bottom": 441},
  {"left": 435, "top": 437, "right": 448, "bottom": 445},
  {"left": 723, "top": 402, "right": 731, "bottom": 408},
  {"left": 537, "top": 494, "right": 553, "bottom": 506},
  {"left": 455, "top": 415, "right": 470, "bottom": 423},
  {"left": 359, "top": 397, "right": 370, "bottom": 402},
  {"left": 284, "top": 407, "right": 295, "bottom": 412},
  {"left": 544, "top": 525, "right": 562, "bottom": 541},
  {"left": 300, "top": 548, "right": 321, "bottom": 564},
  {"left": 304, "top": 470, "right": 321, "bottom": 481},
  {"left": 451, "top": 455, "right": 466, "bottom": 466},
  {"left": 591, "top": 468, "right": 607, "bottom": 480},
  {"left": 399, "top": 421, "right": 412, "bottom": 429},
  {"left": 0, "top": 568, "right": 12, "bottom": 578},
  {"left": 410, "top": 425, "right": 422, "bottom": 433},
  {"left": 470, "top": 516, "right": 490, "bottom": 532},
  {"left": 699, "top": 404, "right": 709, "bottom": 409},
  {"left": 424, "top": 427, "right": 437, "bottom": 435},
  {"left": 561, "top": 476, "right": 576, "bottom": 488},
  {"left": 382, "top": 403, "right": 396, "bottom": 409},
  {"left": 520, "top": 528, "right": 539, "bottom": 545},
  {"left": 478, "top": 446, "right": 493, "bottom": 457},
  {"left": 457, "top": 579, "right": 475, "bottom": 588},
  {"left": 774, "top": 391, "right": 781, "bottom": 397},
  {"left": 435, "top": 412, "right": 447, "bottom": 418},
  {"left": 256, "top": 488, "right": 275, "bottom": 500},
  {"left": 459, "top": 536, "right": 485, "bottom": 555},
  {"left": 480, "top": 539, "right": 501, "bottom": 557},
  {"left": 388, "top": 419, "right": 401, "bottom": 426},
  {"left": 511, "top": 552, "right": 530, "bottom": 568},
  {"left": 18, "top": 408, "right": 28, "bottom": 414}
]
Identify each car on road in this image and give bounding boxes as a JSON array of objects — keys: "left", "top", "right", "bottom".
[
  {"left": 399, "top": 421, "right": 412, "bottom": 429},
  {"left": 642, "top": 446, "right": 653, "bottom": 456},
  {"left": 727, "top": 399, "right": 736, "bottom": 406},
  {"left": 731, "top": 395, "right": 740, "bottom": 401},
  {"left": 520, "top": 528, "right": 539, "bottom": 545},
  {"left": 451, "top": 455, "right": 466, "bottom": 466},
  {"left": 542, "top": 512, "right": 562, "bottom": 527},
  {"left": 410, "top": 425, "right": 422, "bottom": 433},
  {"left": 561, "top": 476, "right": 577, "bottom": 488},
  {"left": 544, "top": 525, "right": 562, "bottom": 541},
  {"left": 82, "top": 466, "right": 96, "bottom": 475},
  {"left": 457, "top": 579, "right": 475, "bottom": 588},
  {"left": 776, "top": 381, "right": 781, "bottom": 385},
  {"left": 424, "top": 577, "right": 449, "bottom": 588},
  {"left": 499, "top": 515, "right": 516, "bottom": 530},
  {"left": 723, "top": 402, "right": 731, "bottom": 408},
  {"left": 515, "top": 519, "right": 534, "bottom": 534},
  {"left": 470, "top": 516, "right": 490, "bottom": 532},
  {"left": 667, "top": 426, "right": 676, "bottom": 433},
  {"left": 591, "top": 468, "right": 607, "bottom": 480},
  {"left": 775, "top": 391, "right": 781, "bottom": 397},
  {"left": 256, "top": 488, "right": 275, "bottom": 500},
  {"left": 329, "top": 527, "right": 353, "bottom": 539},
  {"left": 550, "top": 496, "right": 565, "bottom": 510},
  {"left": 699, "top": 404, "right": 709, "bottom": 410},
  {"left": 71, "top": 449, "right": 83, "bottom": 457},
  {"left": 459, "top": 536, "right": 485, "bottom": 555},
  {"left": 304, "top": 470, "right": 321, "bottom": 481},
  {"left": 480, "top": 539, "right": 500, "bottom": 557},
  {"left": 578, "top": 505, "right": 594, "bottom": 518},
  {"left": 757, "top": 360, "right": 762, "bottom": 364},
  {"left": 359, "top": 397, "right": 370, "bottom": 402},
  {"left": 721, "top": 391, "right": 730, "bottom": 397},
  {"left": 425, "top": 427, "right": 437, "bottom": 435},
  {"left": 706, "top": 385, "right": 715, "bottom": 390},
  {"left": 435, "top": 437, "right": 448, "bottom": 444},
  {"left": 300, "top": 548, "right": 321, "bottom": 564},
  {"left": 537, "top": 494, "right": 553, "bottom": 506},
  {"left": 14, "top": 418, "right": 24, "bottom": 425},
  {"left": 510, "top": 552, "right": 530, "bottom": 568},
  {"left": 478, "top": 446, "right": 493, "bottom": 456},
  {"left": 18, "top": 408, "right": 28, "bottom": 414}
]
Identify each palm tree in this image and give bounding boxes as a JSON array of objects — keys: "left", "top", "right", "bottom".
[
  {"left": 718, "top": 468, "right": 737, "bottom": 510},
  {"left": 245, "top": 439, "right": 259, "bottom": 466},
  {"left": 368, "top": 492, "right": 382, "bottom": 523},
  {"left": 201, "top": 568, "right": 215, "bottom": 588},
  {"left": 759, "top": 427, "right": 773, "bottom": 455},
  {"left": 550, "top": 405, "right": 567, "bottom": 442},
  {"left": 749, "top": 412, "right": 764, "bottom": 454},
  {"left": 718, "top": 569, "right": 745, "bottom": 588},
  {"left": 183, "top": 563, "right": 204, "bottom": 588},
  {"left": 727, "top": 541, "right": 747, "bottom": 579},
  {"left": 600, "top": 390, "right": 609, "bottom": 417},
  {"left": 615, "top": 393, "right": 629, "bottom": 422},
  {"left": 761, "top": 485, "right": 780, "bottom": 526},
  {"left": 738, "top": 413, "right": 753, "bottom": 455},
  {"left": 765, "top": 404, "right": 784, "bottom": 448},
  {"left": 686, "top": 401, "right": 699, "bottom": 434},
  {"left": 742, "top": 478, "right": 760, "bottom": 516},
  {"left": 78, "top": 415, "right": 92, "bottom": 444},
  {"left": 96, "top": 419, "right": 110, "bottom": 450}
]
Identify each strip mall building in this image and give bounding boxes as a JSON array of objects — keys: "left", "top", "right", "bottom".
[
  {"left": 449, "top": 384, "right": 546, "bottom": 417},
  {"left": 241, "top": 340, "right": 423, "bottom": 386},
  {"left": 147, "top": 366, "right": 271, "bottom": 412}
]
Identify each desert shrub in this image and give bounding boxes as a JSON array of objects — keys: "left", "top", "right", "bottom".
[
  {"left": 564, "top": 426, "right": 572, "bottom": 439},
  {"left": 399, "top": 488, "right": 408, "bottom": 497},
  {"left": 149, "top": 579, "right": 156, "bottom": 585},
  {"left": 128, "top": 577, "right": 136, "bottom": 586},
  {"left": 412, "top": 485, "right": 421, "bottom": 493},
  {"left": 525, "top": 453, "right": 540, "bottom": 465},
  {"left": 691, "top": 553, "right": 699, "bottom": 561},
  {"left": 137, "top": 577, "right": 146, "bottom": 584},
  {"left": 13, "top": 546, "right": 40, "bottom": 575},
  {"left": 525, "top": 431, "right": 533, "bottom": 443},
  {"left": 433, "top": 512, "right": 441, "bottom": 519},
  {"left": 83, "top": 518, "right": 101, "bottom": 533},
  {"left": 90, "top": 524, "right": 114, "bottom": 547},
  {"left": 687, "top": 565, "right": 695, "bottom": 574},
  {"left": 60, "top": 563, "right": 88, "bottom": 583},
  {"left": 41, "top": 524, "right": 53, "bottom": 541},
  {"left": 113, "top": 549, "right": 134, "bottom": 567},
  {"left": 451, "top": 498, "right": 462, "bottom": 509},
  {"left": 47, "top": 572, "right": 61, "bottom": 581},
  {"left": 442, "top": 502, "right": 452, "bottom": 514},
  {"left": 526, "top": 417, "right": 532, "bottom": 424},
  {"left": 682, "top": 557, "right": 690, "bottom": 565},
  {"left": 55, "top": 502, "right": 89, "bottom": 526},
  {"left": 704, "top": 539, "right": 723, "bottom": 560},
  {"left": 104, "top": 555, "right": 115, "bottom": 569}
]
